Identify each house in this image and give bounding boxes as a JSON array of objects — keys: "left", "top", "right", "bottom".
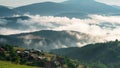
[
  {"left": 23, "top": 50, "right": 30, "bottom": 54},
  {"left": 28, "top": 54, "right": 37, "bottom": 61},
  {"left": 32, "top": 49, "right": 43, "bottom": 55},
  {"left": 38, "top": 56, "right": 45, "bottom": 60},
  {"left": 16, "top": 49, "right": 21, "bottom": 54},
  {"left": 0, "top": 48, "right": 5, "bottom": 51},
  {"left": 0, "top": 47, "right": 5, "bottom": 56}
]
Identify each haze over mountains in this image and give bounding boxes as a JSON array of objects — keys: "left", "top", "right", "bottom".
[
  {"left": 13, "top": 0, "right": 120, "bottom": 16},
  {"left": 112, "top": 5, "right": 120, "bottom": 10},
  {"left": 0, "top": 0, "right": 120, "bottom": 50},
  {"left": 0, "top": 0, "right": 120, "bottom": 17},
  {"left": 0, "top": 30, "right": 96, "bottom": 50},
  {"left": 1, "top": 0, "right": 120, "bottom": 67},
  {"left": 63, "top": 0, "right": 120, "bottom": 13},
  {"left": 0, "top": 6, "right": 16, "bottom": 17}
]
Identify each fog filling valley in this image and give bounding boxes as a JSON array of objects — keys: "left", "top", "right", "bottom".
[{"left": 0, "top": 14, "right": 120, "bottom": 49}]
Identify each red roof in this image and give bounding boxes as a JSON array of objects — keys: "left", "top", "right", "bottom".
[{"left": 0, "top": 48, "right": 5, "bottom": 51}]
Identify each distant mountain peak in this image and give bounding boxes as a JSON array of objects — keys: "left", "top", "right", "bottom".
[
  {"left": 67, "top": 0, "right": 94, "bottom": 1},
  {"left": 0, "top": 5, "right": 10, "bottom": 9},
  {"left": 0, "top": 5, "right": 17, "bottom": 17},
  {"left": 64, "top": 0, "right": 95, "bottom": 4}
]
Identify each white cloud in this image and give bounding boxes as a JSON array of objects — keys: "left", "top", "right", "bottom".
[
  {"left": 0, "top": 0, "right": 66, "bottom": 7},
  {"left": 0, "top": 27, "right": 38, "bottom": 35},
  {"left": 1, "top": 0, "right": 120, "bottom": 7},
  {"left": 96, "top": 0, "right": 120, "bottom": 6},
  {"left": 0, "top": 14, "right": 120, "bottom": 42}
]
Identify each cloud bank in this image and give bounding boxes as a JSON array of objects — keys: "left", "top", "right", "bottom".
[{"left": 0, "top": 14, "right": 120, "bottom": 43}]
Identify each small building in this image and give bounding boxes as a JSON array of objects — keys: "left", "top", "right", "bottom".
[
  {"left": 32, "top": 49, "right": 42, "bottom": 55},
  {"left": 16, "top": 49, "right": 21, "bottom": 54},
  {"left": 0, "top": 48, "right": 5, "bottom": 51},
  {"left": 23, "top": 50, "right": 30, "bottom": 54}
]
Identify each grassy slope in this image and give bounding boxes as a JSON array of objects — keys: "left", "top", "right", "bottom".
[{"left": 0, "top": 61, "right": 38, "bottom": 68}]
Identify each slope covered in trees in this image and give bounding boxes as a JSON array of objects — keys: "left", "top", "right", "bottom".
[
  {"left": 52, "top": 40, "right": 120, "bottom": 68},
  {"left": 0, "top": 44, "right": 81, "bottom": 68}
]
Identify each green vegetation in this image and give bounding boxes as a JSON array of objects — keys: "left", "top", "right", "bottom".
[
  {"left": 0, "top": 44, "right": 80, "bottom": 68},
  {"left": 1, "top": 40, "right": 120, "bottom": 68},
  {"left": 52, "top": 40, "right": 120, "bottom": 68},
  {"left": 0, "top": 61, "right": 37, "bottom": 68}
]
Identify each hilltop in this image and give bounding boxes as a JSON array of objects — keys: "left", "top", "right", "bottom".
[{"left": 52, "top": 40, "right": 120, "bottom": 68}]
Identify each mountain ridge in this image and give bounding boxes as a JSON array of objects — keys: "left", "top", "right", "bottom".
[
  {"left": 51, "top": 40, "right": 120, "bottom": 68},
  {"left": 0, "top": 30, "right": 95, "bottom": 50},
  {"left": 0, "top": 5, "right": 16, "bottom": 17},
  {"left": 0, "top": 0, "right": 120, "bottom": 17},
  {"left": 13, "top": 0, "right": 120, "bottom": 18}
]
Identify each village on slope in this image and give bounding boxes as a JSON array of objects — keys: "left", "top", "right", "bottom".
[{"left": 0, "top": 44, "right": 80, "bottom": 68}]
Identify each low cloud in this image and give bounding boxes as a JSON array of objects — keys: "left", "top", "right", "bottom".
[
  {"left": 0, "top": 14, "right": 120, "bottom": 43},
  {"left": 0, "top": 27, "right": 38, "bottom": 35},
  {"left": 0, "top": 19, "right": 7, "bottom": 25}
]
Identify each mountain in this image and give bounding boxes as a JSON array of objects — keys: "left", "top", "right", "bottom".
[
  {"left": 63, "top": 0, "right": 120, "bottom": 14},
  {"left": 13, "top": 0, "right": 120, "bottom": 18},
  {"left": 111, "top": 5, "right": 120, "bottom": 15},
  {"left": 112, "top": 5, "right": 120, "bottom": 9},
  {"left": 0, "top": 30, "right": 97, "bottom": 50},
  {"left": 55, "top": 12, "right": 89, "bottom": 19},
  {"left": 0, "top": 6, "right": 16, "bottom": 17},
  {"left": 14, "top": 2, "right": 71, "bottom": 16},
  {"left": 51, "top": 40, "right": 120, "bottom": 68},
  {"left": 0, "top": 16, "right": 29, "bottom": 29}
]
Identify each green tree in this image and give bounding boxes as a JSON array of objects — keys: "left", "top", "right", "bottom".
[{"left": 90, "top": 62, "right": 107, "bottom": 68}]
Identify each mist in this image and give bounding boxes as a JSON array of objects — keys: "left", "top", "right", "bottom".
[{"left": 0, "top": 14, "right": 120, "bottom": 42}]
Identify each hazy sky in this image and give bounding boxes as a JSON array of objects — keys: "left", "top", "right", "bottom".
[{"left": 0, "top": 0, "right": 120, "bottom": 7}]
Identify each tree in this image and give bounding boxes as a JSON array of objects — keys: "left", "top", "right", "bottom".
[{"left": 90, "top": 62, "right": 107, "bottom": 68}]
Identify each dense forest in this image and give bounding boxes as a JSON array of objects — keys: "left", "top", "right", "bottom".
[
  {"left": 1, "top": 40, "right": 120, "bottom": 68},
  {"left": 52, "top": 40, "right": 120, "bottom": 68}
]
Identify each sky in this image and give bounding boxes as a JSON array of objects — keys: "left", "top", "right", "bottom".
[{"left": 0, "top": 0, "right": 120, "bottom": 7}]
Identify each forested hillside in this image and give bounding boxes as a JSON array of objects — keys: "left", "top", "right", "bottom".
[
  {"left": 0, "top": 44, "right": 81, "bottom": 68},
  {"left": 52, "top": 40, "right": 120, "bottom": 68}
]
